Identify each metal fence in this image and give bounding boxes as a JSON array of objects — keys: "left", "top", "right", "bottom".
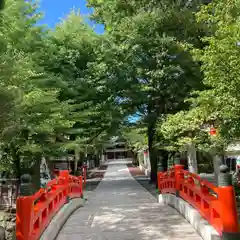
[{"left": 0, "top": 178, "right": 19, "bottom": 210}]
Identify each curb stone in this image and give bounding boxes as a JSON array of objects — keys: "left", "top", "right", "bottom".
[
  {"left": 40, "top": 198, "right": 85, "bottom": 240},
  {"left": 158, "top": 194, "right": 220, "bottom": 240}
]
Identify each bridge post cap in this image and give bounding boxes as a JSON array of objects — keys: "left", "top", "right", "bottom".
[
  {"left": 218, "top": 164, "right": 232, "bottom": 187},
  {"left": 219, "top": 165, "right": 229, "bottom": 173},
  {"left": 20, "top": 174, "right": 32, "bottom": 183},
  {"left": 174, "top": 152, "right": 181, "bottom": 164},
  {"left": 20, "top": 174, "right": 33, "bottom": 196}
]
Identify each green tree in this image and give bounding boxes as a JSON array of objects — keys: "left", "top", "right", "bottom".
[
  {"left": 35, "top": 11, "right": 128, "bottom": 171},
  {"left": 0, "top": 1, "right": 74, "bottom": 178},
  {"left": 87, "top": 0, "right": 206, "bottom": 182},
  {"left": 0, "top": 1, "right": 129, "bottom": 178},
  {"left": 158, "top": 0, "right": 240, "bottom": 176}
]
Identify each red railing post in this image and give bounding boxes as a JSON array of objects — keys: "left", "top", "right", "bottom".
[
  {"left": 16, "top": 174, "right": 35, "bottom": 240},
  {"left": 217, "top": 165, "right": 240, "bottom": 238},
  {"left": 79, "top": 175, "right": 83, "bottom": 198},
  {"left": 218, "top": 186, "right": 239, "bottom": 234},
  {"left": 59, "top": 170, "right": 70, "bottom": 202},
  {"left": 174, "top": 164, "right": 184, "bottom": 197},
  {"left": 16, "top": 197, "right": 34, "bottom": 240},
  {"left": 159, "top": 163, "right": 240, "bottom": 236},
  {"left": 83, "top": 164, "right": 87, "bottom": 187},
  {"left": 15, "top": 170, "right": 85, "bottom": 240}
]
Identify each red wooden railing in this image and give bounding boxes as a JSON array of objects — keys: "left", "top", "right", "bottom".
[
  {"left": 83, "top": 165, "right": 87, "bottom": 186},
  {"left": 158, "top": 165, "right": 240, "bottom": 236},
  {"left": 16, "top": 170, "right": 83, "bottom": 240}
]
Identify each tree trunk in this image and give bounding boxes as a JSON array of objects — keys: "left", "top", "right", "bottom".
[
  {"left": 32, "top": 156, "right": 41, "bottom": 191},
  {"left": 147, "top": 98, "right": 163, "bottom": 184},
  {"left": 0, "top": 0, "right": 4, "bottom": 10},
  {"left": 132, "top": 151, "right": 138, "bottom": 165},
  {"left": 101, "top": 151, "right": 105, "bottom": 165},
  {"left": 11, "top": 145, "right": 21, "bottom": 179},
  {"left": 167, "top": 152, "right": 174, "bottom": 169},
  {"left": 148, "top": 123, "right": 157, "bottom": 183},
  {"left": 213, "top": 154, "right": 223, "bottom": 185},
  {"left": 187, "top": 142, "right": 198, "bottom": 173},
  {"left": 74, "top": 149, "right": 80, "bottom": 175},
  {"left": 161, "top": 150, "right": 168, "bottom": 171}
]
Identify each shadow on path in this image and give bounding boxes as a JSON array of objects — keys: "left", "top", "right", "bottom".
[{"left": 57, "top": 159, "right": 202, "bottom": 240}]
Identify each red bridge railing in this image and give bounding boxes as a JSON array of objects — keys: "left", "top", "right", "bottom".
[
  {"left": 16, "top": 170, "right": 83, "bottom": 240},
  {"left": 157, "top": 165, "right": 240, "bottom": 237}
]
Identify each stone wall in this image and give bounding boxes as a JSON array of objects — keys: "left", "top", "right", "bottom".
[
  {"left": 0, "top": 211, "right": 15, "bottom": 240},
  {"left": 0, "top": 180, "right": 19, "bottom": 209}
]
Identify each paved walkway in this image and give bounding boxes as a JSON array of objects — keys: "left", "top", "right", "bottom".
[{"left": 57, "top": 160, "right": 202, "bottom": 240}]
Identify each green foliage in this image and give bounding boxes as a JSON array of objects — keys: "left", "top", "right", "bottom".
[
  {"left": 122, "top": 126, "right": 148, "bottom": 151},
  {"left": 159, "top": 0, "right": 240, "bottom": 154},
  {"left": 87, "top": 0, "right": 207, "bottom": 178},
  {"left": 2, "top": 0, "right": 239, "bottom": 178},
  {"left": 0, "top": 1, "right": 125, "bottom": 174},
  {"left": 195, "top": 0, "right": 240, "bottom": 140}
]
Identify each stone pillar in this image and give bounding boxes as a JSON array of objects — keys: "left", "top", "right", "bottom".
[
  {"left": 187, "top": 142, "right": 198, "bottom": 173},
  {"left": 143, "top": 150, "right": 147, "bottom": 166},
  {"left": 218, "top": 165, "right": 231, "bottom": 187},
  {"left": 74, "top": 149, "right": 80, "bottom": 174},
  {"left": 101, "top": 152, "right": 105, "bottom": 165},
  {"left": 0, "top": 226, "right": 5, "bottom": 240},
  {"left": 213, "top": 154, "right": 223, "bottom": 185},
  {"left": 20, "top": 174, "right": 33, "bottom": 196},
  {"left": 232, "top": 167, "right": 239, "bottom": 186},
  {"left": 174, "top": 153, "right": 181, "bottom": 165},
  {"left": 167, "top": 153, "right": 173, "bottom": 170}
]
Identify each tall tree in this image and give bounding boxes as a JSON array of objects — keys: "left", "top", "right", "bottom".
[
  {"left": 0, "top": 1, "right": 75, "bottom": 177},
  {"left": 87, "top": 0, "right": 206, "bottom": 182},
  {"left": 158, "top": 0, "right": 240, "bottom": 177}
]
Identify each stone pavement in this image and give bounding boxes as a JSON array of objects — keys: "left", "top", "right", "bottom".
[{"left": 57, "top": 159, "right": 202, "bottom": 240}]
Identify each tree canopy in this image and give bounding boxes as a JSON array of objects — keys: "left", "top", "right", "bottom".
[
  {"left": 158, "top": 0, "right": 240, "bottom": 154},
  {"left": 0, "top": 1, "right": 124, "bottom": 175},
  {"left": 1, "top": 0, "right": 240, "bottom": 181}
]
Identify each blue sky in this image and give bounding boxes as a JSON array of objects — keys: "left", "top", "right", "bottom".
[{"left": 38, "top": 0, "right": 104, "bottom": 33}]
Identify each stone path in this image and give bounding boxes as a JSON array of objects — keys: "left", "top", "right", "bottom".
[{"left": 57, "top": 159, "right": 202, "bottom": 240}]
